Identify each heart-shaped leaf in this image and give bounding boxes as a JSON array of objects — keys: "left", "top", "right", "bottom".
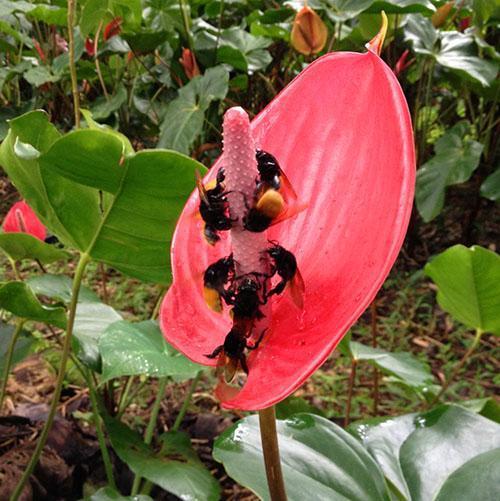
[
  {"left": 106, "top": 418, "right": 220, "bottom": 501},
  {"left": 213, "top": 413, "right": 390, "bottom": 501},
  {"left": 26, "top": 274, "right": 99, "bottom": 304},
  {"left": 424, "top": 245, "right": 500, "bottom": 334},
  {"left": 99, "top": 320, "right": 203, "bottom": 382},
  {"left": 480, "top": 168, "right": 500, "bottom": 202}
]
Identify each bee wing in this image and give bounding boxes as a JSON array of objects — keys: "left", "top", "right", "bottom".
[
  {"left": 223, "top": 356, "right": 239, "bottom": 383},
  {"left": 269, "top": 200, "right": 308, "bottom": 227},
  {"left": 279, "top": 168, "right": 298, "bottom": 202},
  {"left": 289, "top": 266, "right": 305, "bottom": 309},
  {"left": 195, "top": 170, "right": 210, "bottom": 205}
]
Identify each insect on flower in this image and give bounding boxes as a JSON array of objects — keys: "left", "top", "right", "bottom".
[{"left": 160, "top": 17, "right": 415, "bottom": 410}]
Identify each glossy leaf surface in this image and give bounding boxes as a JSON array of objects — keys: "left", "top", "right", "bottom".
[
  {"left": 425, "top": 245, "right": 500, "bottom": 334},
  {"left": 26, "top": 274, "right": 99, "bottom": 303},
  {"left": 161, "top": 50, "right": 415, "bottom": 409},
  {"left": 99, "top": 320, "right": 202, "bottom": 382},
  {"left": 106, "top": 418, "right": 220, "bottom": 501},
  {"left": 0, "top": 321, "right": 35, "bottom": 373},
  {"left": 480, "top": 168, "right": 500, "bottom": 202},
  {"left": 213, "top": 413, "right": 390, "bottom": 501},
  {"left": 87, "top": 487, "right": 152, "bottom": 501},
  {"left": 0, "top": 281, "right": 66, "bottom": 327},
  {"left": 0, "top": 233, "right": 69, "bottom": 264}
]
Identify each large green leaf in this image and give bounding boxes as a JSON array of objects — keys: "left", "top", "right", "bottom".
[
  {"left": 405, "top": 15, "right": 498, "bottom": 86},
  {"left": 213, "top": 413, "right": 390, "bottom": 501},
  {"left": 39, "top": 128, "right": 203, "bottom": 283},
  {"left": 350, "top": 413, "right": 416, "bottom": 499},
  {"left": 400, "top": 406, "right": 500, "bottom": 501},
  {"left": 106, "top": 418, "right": 220, "bottom": 500},
  {"left": 434, "top": 448, "right": 500, "bottom": 501},
  {"left": 157, "top": 66, "right": 229, "bottom": 154},
  {"left": 480, "top": 168, "right": 500, "bottom": 202},
  {"left": 416, "top": 122, "right": 483, "bottom": 222},
  {"left": 349, "top": 341, "right": 437, "bottom": 393},
  {"left": 0, "top": 282, "right": 66, "bottom": 327},
  {"left": 26, "top": 274, "right": 99, "bottom": 305},
  {"left": 424, "top": 245, "right": 500, "bottom": 334},
  {"left": 0, "top": 111, "right": 98, "bottom": 248},
  {"left": 367, "top": 0, "right": 435, "bottom": 14},
  {"left": 87, "top": 487, "right": 152, "bottom": 500},
  {"left": 98, "top": 320, "right": 202, "bottom": 382},
  {"left": 0, "top": 233, "right": 69, "bottom": 264}
]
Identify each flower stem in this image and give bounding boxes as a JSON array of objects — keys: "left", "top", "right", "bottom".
[
  {"left": 10, "top": 252, "right": 90, "bottom": 501},
  {"left": 344, "top": 358, "right": 357, "bottom": 428},
  {"left": 430, "top": 329, "right": 483, "bottom": 407},
  {"left": 258, "top": 405, "right": 287, "bottom": 501},
  {"left": 85, "top": 367, "right": 116, "bottom": 489},
  {"left": 0, "top": 319, "right": 25, "bottom": 411},
  {"left": 67, "top": 0, "right": 80, "bottom": 128},
  {"left": 131, "top": 376, "right": 169, "bottom": 496},
  {"left": 7, "top": 256, "right": 21, "bottom": 281},
  {"left": 370, "top": 300, "right": 379, "bottom": 415}
]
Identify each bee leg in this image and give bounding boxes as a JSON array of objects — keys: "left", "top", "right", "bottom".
[
  {"left": 247, "top": 329, "right": 267, "bottom": 350},
  {"left": 267, "top": 279, "right": 287, "bottom": 298},
  {"left": 205, "top": 345, "right": 223, "bottom": 359}
]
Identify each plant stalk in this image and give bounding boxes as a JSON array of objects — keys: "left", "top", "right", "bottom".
[
  {"left": 344, "top": 358, "right": 357, "bottom": 427},
  {"left": 85, "top": 368, "right": 116, "bottom": 489},
  {"left": 430, "top": 329, "right": 483, "bottom": 406},
  {"left": 11, "top": 253, "right": 90, "bottom": 501},
  {"left": 370, "top": 300, "right": 379, "bottom": 415},
  {"left": 0, "top": 319, "right": 25, "bottom": 411},
  {"left": 67, "top": 0, "right": 80, "bottom": 128},
  {"left": 259, "top": 405, "right": 287, "bottom": 501}
]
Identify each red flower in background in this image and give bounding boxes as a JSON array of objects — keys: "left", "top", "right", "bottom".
[
  {"left": 179, "top": 48, "right": 201, "bottom": 79},
  {"left": 160, "top": 25, "right": 415, "bottom": 410},
  {"left": 2, "top": 201, "right": 46, "bottom": 241},
  {"left": 85, "top": 37, "right": 95, "bottom": 57},
  {"left": 103, "top": 17, "right": 122, "bottom": 41}
]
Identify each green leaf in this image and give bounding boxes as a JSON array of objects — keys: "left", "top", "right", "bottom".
[
  {"left": 23, "top": 66, "right": 61, "bottom": 87},
  {"left": 480, "top": 168, "right": 500, "bottom": 202},
  {"left": 213, "top": 413, "right": 390, "bottom": 501},
  {"left": 0, "top": 321, "right": 35, "bottom": 373},
  {"left": 405, "top": 15, "right": 498, "bottom": 86},
  {"left": 99, "top": 320, "right": 202, "bottom": 382},
  {"left": 350, "top": 341, "right": 437, "bottom": 392},
  {"left": 435, "top": 448, "right": 500, "bottom": 501},
  {"left": 73, "top": 302, "right": 122, "bottom": 370},
  {"left": 90, "top": 85, "right": 128, "bottom": 120},
  {"left": 87, "top": 486, "right": 152, "bottom": 500},
  {"left": 26, "top": 274, "right": 99, "bottom": 304},
  {"left": 26, "top": 4, "right": 68, "bottom": 26},
  {"left": 14, "top": 136, "right": 40, "bottom": 160},
  {"left": 0, "top": 233, "right": 69, "bottom": 264},
  {"left": 350, "top": 413, "right": 416, "bottom": 499},
  {"left": 52, "top": 29, "right": 84, "bottom": 74},
  {"left": 106, "top": 418, "right": 220, "bottom": 501},
  {"left": 0, "top": 282, "right": 66, "bottom": 327},
  {"left": 400, "top": 406, "right": 500, "bottom": 501},
  {"left": 0, "top": 111, "right": 97, "bottom": 248},
  {"left": 158, "top": 66, "right": 229, "bottom": 154},
  {"left": 424, "top": 245, "right": 500, "bottom": 334},
  {"left": 416, "top": 122, "right": 483, "bottom": 222},
  {"left": 367, "top": 0, "right": 435, "bottom": 15},
  {"left": 80, "top": 0, "right": 112, "bottom": 37},
  {"left": 122, "top": 31, "right": 169, "bottom": 53},
  {"left": 275, "top": 396, "right": 326, "bottom": 419},
  {"left": 39, "top": 129, "right": 204, "bottom": 283}
]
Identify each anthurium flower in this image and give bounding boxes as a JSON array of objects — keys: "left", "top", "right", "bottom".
[
  {"left": 432, "top": 2, "right": 454, "bottom": 28},
  {"left": 160, "top": 33, "right": 415, "bottom": 410},
  {"left": 180, "top": 48, "right": 201, "bottom": 79},
  {"left": 103, "top": 17, "right": 122, "bottom": 41},
  {"left": 291, "top": 4, "right": 328, "bottom": 55},
  {"left": 2, "top": 200, "right": 46, "bottom": 241}
]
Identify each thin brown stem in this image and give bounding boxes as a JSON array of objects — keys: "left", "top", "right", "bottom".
[
  {"left": 258, "top": 406, "right": 287, "bottom": 501},
  {"left": 94, "top": 21, "right": 110, "bottom": 101},
  {"left": 430, "top": 329, "right": 483, "bottom": 407},
  {"left": 98, "top": 263, "right": 109, "bottom": 304},
  {"left": 344, "top": 359, "right": 357, "bottom": 427}
]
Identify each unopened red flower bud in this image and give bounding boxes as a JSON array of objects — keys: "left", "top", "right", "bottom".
[
  {"left": 85, "top": 37, "right": 95, "bottom": 57},
  {"left": 180, "top": 48, "right": 201, "bottom": 79},
  {"left": 432, "top": 2, "right": 454, "bottom": 28},
  {"left": 103, "top": 17, "right": 122, "bottom": 41},
  {"left": 291, "top": 5, "right": 328, "bottom": 56}
]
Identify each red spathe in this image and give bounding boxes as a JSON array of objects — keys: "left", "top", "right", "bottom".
[
  {"left": 160, "top": 50, "right": 415, "bottom": 410},
  {"left": 2, "top": 200, "right": 46, "bottom": 241}
]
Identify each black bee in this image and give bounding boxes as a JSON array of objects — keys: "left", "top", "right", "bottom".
[
  {"left": 203, "top": 255, "right": 234, "bottom": 312},
  {"left": 242, "top": 188, "right": 285, "bottom": 233},
  {"left": 205, "top": 321, "right": 267, "bottom": 381},
  {"left": 256, "top": 149, "right": 281, "bottom": 190},
  {"left": 265, "top": 243, "right": 305, "bottom": 309},
  {"left": 225, "top": 275, "right": 267, "bottom": 320},
  {"left": 196, "top": 168, "right": 234, "bottom": 245}
]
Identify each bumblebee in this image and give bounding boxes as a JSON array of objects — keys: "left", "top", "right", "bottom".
[
  {"left": 225, "top": 275, "right": 267, "bottom": 321},
  {"left": 242, "top": 189, "right": 285, "bottom": 233},
  {"left": 196, "top": 168, "right": 234, "bottom": 245},
  {"left": 203, "top": 255, "right": 234, "bottom": 312},
  {"left": 256, "top": 149, "right": 281, "bottom": 190},
  {"left": 205, "top": 322, "right": 267, "bottom": 382},
  {"left": 266, "top": 243, "right": 305, "bottom": 309}
]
